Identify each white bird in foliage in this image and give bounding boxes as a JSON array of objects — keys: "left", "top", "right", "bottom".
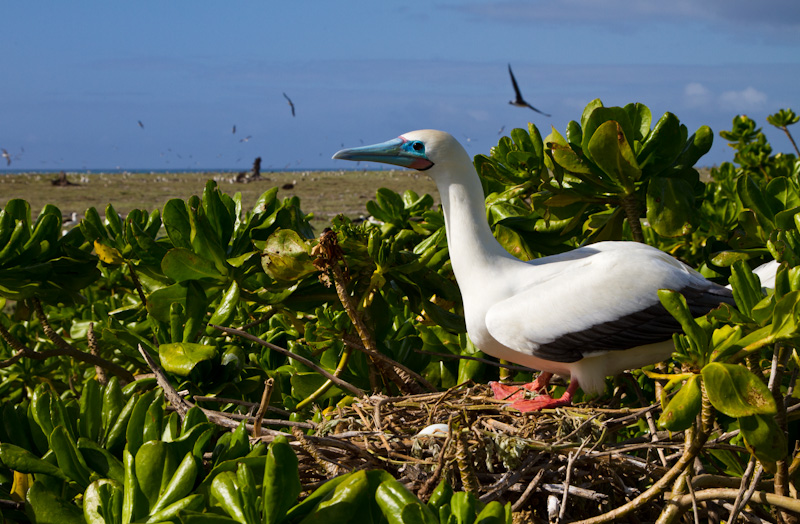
[{"left": 333, "top": 130, "right": 736, "bottom": 411}]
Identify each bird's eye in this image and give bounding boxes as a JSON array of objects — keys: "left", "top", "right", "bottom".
[{"left": 412, "top": 141, "right": 424, "bottom": 151}]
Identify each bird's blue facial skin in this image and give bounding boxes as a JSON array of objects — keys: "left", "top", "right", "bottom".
[{"left": 332, "top": 137, "right": 434, "bottom": 171}]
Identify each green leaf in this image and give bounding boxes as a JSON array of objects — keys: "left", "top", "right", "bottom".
[
  {"left": 25, "top": 481, "right": 85, "bottom": 524},
  {"left": 79, "top": 379, "right": 103, "bottom": 442},
  {"left": 739, "top": 413, "right": 787, "bottom": 466},
  {"left": 135, "top": 440, "right": 178, "bottom": 512},
  {"left": 145, "top": 493, "right": 204, "bottom": 523},
  {"left": 701, "top": 362, "right": 776, "bottom": 417},
  {"left": 298, "top": 470, "right": 370, "bottom": 524},
  {"left": 375, "top": 477, "right": 438, "bottom": 524},
  {"left": 657, "top": 374, "right": 702, "bottom": 431},
  {"left": 263, "top": 435, "right": 301, "bottom": 524},
  {"left": 182, "top": 280, "right": 208, "bottom": 342},
  {"left": 547, "top": 127, "right": 594, "bottom": 176},
  {"left": 449, "top": 491, "right": 479, "bottom": 524},
  {"left": 261, "top": 229, "right": 317, "bottom": 281},
  {"left": 163, "top": 199, "right": 193, "bottom": 249},
  {"left": 646, "top": 176, "right": 695, "bottom": 237},
  {"left": 78, "top": 438, "right": 125, "bottom": 484},
  {"left": 737, "top": 175, "right": 776, "bottom": 231},
  {"left": 624, "top": 102, "right": 652, "bottom": 142},
  {"left": 162, "top": 247, "right": 225, "bottom": 282},
  {"left": 147, "top": 282, "right": 190, "bottom": 323},
  {"left": 770, "top": 289, "right": 800, "bottom": 339},
  {"left": 290, "top": 372, "right": 343, "bottom": 403},
  {"left": 126, "top": 389, "right": 158, "bottom": 457},
  {"left": 729, "top": 260, "right": 767, "bottom": 318},
  {"left": 84, "top": 478, "right": 123, "bottom": 524},
  {"left": 475, "top": 501, "right": 509, "bottom": 524},
  {"left": 150, "top": 452, "right": 199, "bottom": 515},
  {"left": 0, "top": 443, "right": 69, "bottom": 481},
  {"left": 159, "top": 342, "right": 217, "bottom": 377},
  {"left": 586, "top": 120, "right": 641, "bottom": 192},
  {"left": 206, "top": 280, "right": 241, "bottom": 335},
  {"left": 203, "top": 180, "right": 235, "bottom": 248},
  {"left": 426, "top": 479, "right": 453, "bottom": 512},
  {"left": 657, "top": 289, "right": 708, "bottom": 357},
  {"left": 638, "top": 112, "right": 685, "bottom": 175},
  {"left": 675, "top": 126, "right": 713, "bottom": 167},
  {"left": 210, "top": 471, "right": 248, "bottom": 523},
  {"left": 49, "top": 425, "right": 92, "bottom": 488}
]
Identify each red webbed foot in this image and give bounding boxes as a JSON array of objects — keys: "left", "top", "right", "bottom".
[
  {"left": 505, "top": 379, "right": 580, "bottom": 412},
  {"left": 489, "top": 372, "right": 554, "bottom": 402}
]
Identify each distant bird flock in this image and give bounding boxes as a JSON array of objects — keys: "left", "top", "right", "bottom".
[{"left": 2, "top": 66, "right": 552, "bottom": 169}]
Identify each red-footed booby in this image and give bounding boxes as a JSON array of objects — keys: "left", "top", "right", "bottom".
[{"left": 333, "top": 130, "right": 735, "bottom": 411}]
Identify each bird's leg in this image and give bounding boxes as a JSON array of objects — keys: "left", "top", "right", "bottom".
[
  {"left": 506, "top": 378, "right": 579, "bottom": 412},
  {"left": 489, "top": 372, "right": 553, "bottom": 402}
]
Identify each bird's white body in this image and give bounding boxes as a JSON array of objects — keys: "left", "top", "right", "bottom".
[
  {"left": 334, "top": 130, "right": 735, "bottom": 398},
  {"left": 421, "top": 130, "right": 726, "bottom": 393}
]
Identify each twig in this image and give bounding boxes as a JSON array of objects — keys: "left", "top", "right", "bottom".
[
  {"left": 624, "top": 374, "right": 667, "bottom": 467},
  {"left": 418, "top": 414, "right": 456, "bottom": 501},
  {"left": 87, "top": 322, "right": 107, "bottom": 385},
  {"left": 137, "top": 344, "right": 191, "bottom": 419},
  {"left": 0, "top": 323, "right": 61, "bottom": 368},
  {"left": 479, "top": 451, "right": 539, "bottom": 503},
  {"left": 685, "top": 470, "right": 700, "bottom": 524},
  {"left": 413, "top": 348, "right": 534, "bottom": 372},
  {"left": 541, "top": 484, "right": 608, "bottom": 502},
  {"left": 512, "top": 461, "right": 551, "bottom": 512},
  {"left": 559, "top": 438, "right": 589, "bottom": 522},
  {"left": 729, "top": 461, "right": 763, "bottom": 524},
  {"left": 314, "top": 229, "right": 419, "bottom": 394},
  {"left": 344, "top": 335, "right": 436, "bottom": 392},
  {"left": 126, "top": 261, "right": 147, "bottom": 305},
  {"left": 672, "top": 488, "right": 800, "bottom": 516},
  {"left": 571, "top": 385, "right": 713, "bottom": 524},
  {"left": 252, "top": 378, "right": 274, "bottom": 438},
  {"left": 455, "top": 426, "right": 479, "bottom": 494},
  {"left": 728, "top": 457, "right": 756, "bottom": 523},
  {"left": 292, "top": 426, "right": 344, "bottom": 477},
  {"left": 217, "top": 411, "right": 314, "bottom": 430},
  {"left": 211, "top": 324, "right": 365, "bottom": 398},
  {"left": 25, "top": 299, "right": 135, "bottom": 383},
  {"left": 192, "top": 395, "right": 291, "bottom": 417}
]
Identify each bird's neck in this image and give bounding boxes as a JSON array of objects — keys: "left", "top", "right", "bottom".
[{"left": 434, "top": 167, "right": 517, "bottom": 285}]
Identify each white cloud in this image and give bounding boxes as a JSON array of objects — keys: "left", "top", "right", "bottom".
[
  {"left": 719, "top": 87, "right": 768, "bottom": 111},
  {"left": 684, "top": 82, "right": 712, "bottom": 107}
]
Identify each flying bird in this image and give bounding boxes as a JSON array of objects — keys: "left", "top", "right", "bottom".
[
  {"left": 507, "top": 64, "right": 550, "bottom": 117},
  {"left": 333, "top": 130, "right": 737, "bottom": 411},
  {"left": 1, "top": 149, "right": 10, "bottom": 166},
  {"left": 138, "top": 120, "right": 145, "bottom": 129},
  {"left": 232, "top": 125, "right": 236, "bottom": 134},
  {"left": 283, "top": 92, "right": 296, "bottom": 117},
  {"left": 239, "top": 136, "right": 252, "bottom": 143}
]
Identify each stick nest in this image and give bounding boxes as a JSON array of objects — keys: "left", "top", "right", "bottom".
[{"left": 279, "top": 383, "right": 690, "bottom": 522}]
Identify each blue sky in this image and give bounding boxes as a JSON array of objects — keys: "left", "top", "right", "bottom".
[{"left": 2, "top": 1, "right": 799, "bottom": 172}]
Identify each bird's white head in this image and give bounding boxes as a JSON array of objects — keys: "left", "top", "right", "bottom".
[{"left": 332, "top": 130, "right": 470, "bottom": 178}]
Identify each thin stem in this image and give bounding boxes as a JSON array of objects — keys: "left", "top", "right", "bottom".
[
  {"left": 30, "top": 298, "right": 135, "bottom": 383},
  {"left": 621, "top": 193, "right": 644, "bottom": 243},
  {"left": 781, "top": 126, "right": 800, "bottom": 157},
  {"left": 295, "top": 345, "right": 353, "bottom": 410},
  {"left": 211, "top": 324, "right": 365, "bottom": 398}
]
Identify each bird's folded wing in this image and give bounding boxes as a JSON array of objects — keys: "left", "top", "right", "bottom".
[{"left": 485, "top": 275, "right": 734, "bottom": 364}]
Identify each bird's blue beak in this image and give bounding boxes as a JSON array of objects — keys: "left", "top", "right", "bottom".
[{"left": 332, "top": 137, "right": 434, "bottom": 171}]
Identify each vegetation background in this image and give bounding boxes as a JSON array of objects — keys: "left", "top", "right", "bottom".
[{"left": 0, "top": 103, "right": 799, "bottom": 523}]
